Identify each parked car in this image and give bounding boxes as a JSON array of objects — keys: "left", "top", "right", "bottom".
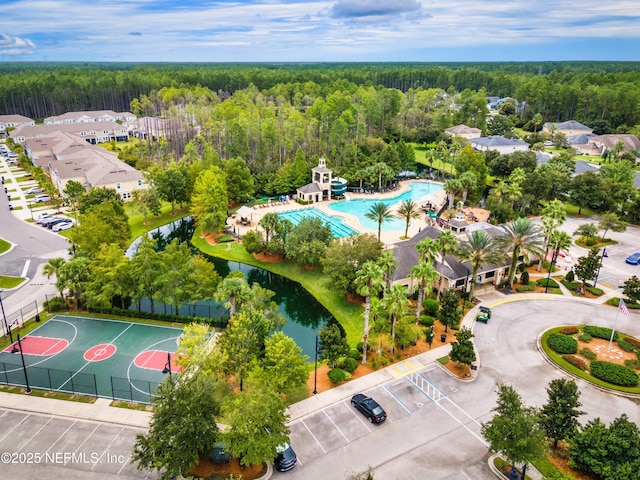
[
  {"left": 351, "top": 393, "right": 387, "bottom": 423},
  {"left": 274, "top": 443, "right": 297, "bottom": 472},
  {"left": 53, "top": 221, "right": 73, "bottom": 232},
  {"left": 40, "top": 216, "right": 62, "bottom": 227},
  {"left": 34, "top": 194, "right": 51, "bottom": 203},
  {"left": 36, "top": 212, "right": 51, "bottom": 224},
  {"left": 47, "top": 219, "right": 70, "bottom": 229},
  {"left": 626, "top": 253, "right": 640, "bottom": 265},
  {"left": 25, "top": 187, "right": 44, "bottom": 195}
]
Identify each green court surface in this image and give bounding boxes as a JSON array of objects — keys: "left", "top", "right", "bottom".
[{"left": 0, "top": 315, "right": 184, "bottom": 403}]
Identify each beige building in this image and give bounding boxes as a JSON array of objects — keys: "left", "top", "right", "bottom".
[
  {"left": 0, "top": 114, "right": 35, "bottom": 137},
  {"left": 471, "top": 136, "right": 529, "bottom": 154},
  {"left": 11, "top": 121, "right": 130, "bottom": 145},
  {"left": 444, "top": 124, "right": 482, "bottom": 139},
  {"left": 296, "top": 157, "right": 333, "bottom": 203},
  {"left": 24, "top": 131, "right": 144, "bottom": 200},
  {"left": 542, "top": 120, "right": 593, "bottom": 136},
  {"left": 44, "top": 110, "right": 136, "bottom": 125}
]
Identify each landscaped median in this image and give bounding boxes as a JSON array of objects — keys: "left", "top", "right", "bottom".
[
  {"left": 191, "top": 229, "right": 364, "bottom": 344},
  {"left": 539, "top": 326, "right": 640, "bottom": 395}
]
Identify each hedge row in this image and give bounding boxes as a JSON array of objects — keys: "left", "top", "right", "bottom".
[
  {"left": 536, "top": 278, "right": 559, "bottom": 288},
  {"left": 623, "top": 337, "right": 640, "bottom": 349},
  {"left": 86, "top": 305, "right": 227, "bottom": 328},
  {"left": 548, "top": 332, "right": 578, "bottom": 354},
  {"left": 589, "top": 361, "right": 639, "bottom": 386},
  {"left": 583, "top": 325, "right": 619, "bottom": 341},
  {"left": 516, "top": 284, "right": 536, "bottom": 292}
]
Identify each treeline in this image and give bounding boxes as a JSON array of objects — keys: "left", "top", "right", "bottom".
[{"left": 3, "top": 62, "right": 640, "bottom": 129}]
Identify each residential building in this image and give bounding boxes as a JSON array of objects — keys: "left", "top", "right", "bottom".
[
  {"left": 44, "top": 110, "right": 136, "bottom": 125},
  {"left": 10, "top": 121, "right": 130, "bottom": 145},
  {"left": 444, "top": 124, "right": 482, "bottom": 140},
  {"left": 589, "top": 134, "right": 640, "bottom": 156},
  {"left": 542, "top": 120, "right": 593, "bottom": 136},
  {"left": 471, "top": 136, "right": 529, "bottom": 154},
  {"left": 0, "top": 114, "right": 35, "bottom": 137}
]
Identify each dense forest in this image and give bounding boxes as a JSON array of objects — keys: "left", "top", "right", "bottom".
[{"left": 2, "top": 62, "right": 640, "bottom": 131}]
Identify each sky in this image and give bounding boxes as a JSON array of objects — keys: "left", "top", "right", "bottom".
[{"left": 1, "top": 0, "right": 640, "bottom": 63}]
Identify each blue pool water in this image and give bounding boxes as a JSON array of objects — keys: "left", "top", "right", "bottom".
[
  {"left": 278, "top": 208, "right": 358, "bottom": 238},
  {"left": 329, "top": 181, "right": 443, "bottom": 231}
]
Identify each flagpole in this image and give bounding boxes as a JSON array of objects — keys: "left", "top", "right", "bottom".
[{"left": 608, "top": 306, "right": 620, "bottom": 352}]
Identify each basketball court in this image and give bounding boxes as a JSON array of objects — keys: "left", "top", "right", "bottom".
[{"left": 0, "top": 315, "right": 184, "bottom": 403}]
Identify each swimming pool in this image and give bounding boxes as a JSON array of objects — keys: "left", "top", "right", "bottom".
[
  {"left": 278, "top": 208, "right": 358, "bottom": 238},
  {"left": 328, "top": 181, "right": 443, "bottom": 231}
]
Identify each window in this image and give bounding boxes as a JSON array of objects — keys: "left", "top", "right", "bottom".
[
  {"left": 103, "top": 129, "right": 109, "bottom": 134},
  {"left": 137, "top": 180, "right": 142, "bottom": 186},
  {"left": 80, "top": 131, "right": 86, "bottom": 136},
  {"left": 121, "top": 192, "right": 131, "bottom": 200},
  {"left": 486, "top": 271, "right": 495, "bottom": 279},
  {"left": 455, "top": 279, "right": 465, "bottom": 287},
  {"left": 116, "top": 182, "right": 121, "bottom": 190},
  {"left": 90, "top": 130, "right": 96, "bottom": 135}
]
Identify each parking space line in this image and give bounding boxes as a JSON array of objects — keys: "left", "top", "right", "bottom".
[
  {"left": 68, "top": 423, "right": 100, "bottom": 464},
  {"left": 322, "top": 410, "right": 349, "bottom": 443},
  {"left": 117, "top": 454, "right": 133, "bottom": 475},
  {"left": 17, "top": 417, "right": 52, "bottom": 452},
  {"left": 301, "top": 419, "right": 327, "bottom": 454},
  {"left": 346, "top": 402, "right": 372, "bottom": 432},
  {"left": 440, "top": 397, "right": 483, "bottom": 428},
  {"left": 435, "top": 400, "right": 488, "bottom": 447},
  {"left": 91, "top": 426, "right": 124, "bottom": 471},
  {"left": 0, "top": 413, "right": 30, "bottom": 443},
  {"left": 382, "top": 385, "right": 412, "bottom": 413},
  {"left": 46, "top": 421, "right": 77, "bottom": 453}
]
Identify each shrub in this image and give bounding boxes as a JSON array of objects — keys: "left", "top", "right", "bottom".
[
  {"left": 339, "top": 357, "right": 358, "bottom": 373},
  {"left": 517, "top": 263, "right": 526, "bottom": 273},
  {"left": 624, "top": 359, "right": 640, "bottom": 369},
  {"left": 589, "top": 361, "right": 639, "bottom": 386},
  {"left": 623, "top": 337, "right": 640, "bottom": 349},
  {"left": 216, "top": 235, "right": 234, "bottom": 243},
  {"left": 419, "top": 315, "right": 435, "bottom": 327},
  {"left": 578, "top": 332, "right": 592, "bottom": 342},
  {"left": 585, "top": 237, "right": 597, "bottom": 246},
  {"left": 548, "top": 332, "right": 578, "bottom": 354},
  {"left": 327, "top": 368, "right": 351, "bottom": 383},
  {"left": 242, "top": 230, "right": 264, "bottom": 253},
  {"left": 536, "top": 277, "right": 559, "bottom": 288},
  {"left": 580, "top": 347, "right": 597, "bottom": 361},
  {"left": 520, "top": 271, "right": 530, "bottom": 285},
  {"left": 562, "top": 280, "right": 580, "bottom": 291},
  {"left": 349, "top": 349, "right": 361, "bottom": 361},
  {"left": 44, "top": 296, "right": 67, "bottom": 312},
  {"left": 516, "top": 285, "right": 536, "bottom": 292},
  {"left": 422, "top": 299, "right": 440, "bottom": 316},
  {"left": 617, "top": 339, "right": 637, "bottom": 353},
  {"left": 586, "top": 286, "right": 604, "bottom": 296},
  {"left": 356, "top": 341, "right": 370, "bottom": 353},
  {"left": 562, "top": 355, "right": 587, "bottom": 370},
  {"left": 560, "top": 327, "right": 579, "bottom": 335},
  {"left": 583, "top": 326, "right": 618, "bottom": 341},
  {"left": 565, "top": 270, "right": 575, "bottom": 282}
]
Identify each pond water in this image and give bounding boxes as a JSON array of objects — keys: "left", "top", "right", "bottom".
[{"left": 135, "top": 256, "right": 332, "bottom": 359}]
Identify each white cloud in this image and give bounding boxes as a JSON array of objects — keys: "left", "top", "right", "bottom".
[{"left": 0, "top": 33, "right": 36, "bottom": 55}]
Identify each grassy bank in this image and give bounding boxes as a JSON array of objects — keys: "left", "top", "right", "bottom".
[{"left": 191, "top": 230, "right": 364, "bottom": 344}]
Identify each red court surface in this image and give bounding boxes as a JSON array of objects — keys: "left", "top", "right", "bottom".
[
  {"left": 3, "top": 336, "right": 68, "bottom": 356},
  {"left": 84, "top": 343, "right": 117, "bottom": 362},
  {"left": 134, "top": 350, "right": 184, "bottom": 373}
]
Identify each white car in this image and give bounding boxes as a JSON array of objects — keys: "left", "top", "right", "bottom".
[
  {"left": 25, "top": 187, "right": 44, "bottom": 195},
  {"left": 53, "top": 221, "right": 74, "bottom": 232},
  {"left": 36, "top": 212, "right": 51, "bottom": 224}
]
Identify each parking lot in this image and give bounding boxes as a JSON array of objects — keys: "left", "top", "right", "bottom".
[
  {"left": 283, "top": 364, "right": 487, "bottom": 477},
  {"left": 0, "top": 409, "right": 158, "bottom": 479}
]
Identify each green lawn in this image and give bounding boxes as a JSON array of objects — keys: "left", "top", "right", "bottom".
[
  {"left": 191, "top": 231, "right": 364, "bottom": 345},
  {"left": 0, "top": 237, "right": 10, "bottom": 254},
  {"left": 124, "top": 201, "right": 190, "bottom": 241},
  {"left": 0, "top": 275, "right": 25, "bottom": 289}
]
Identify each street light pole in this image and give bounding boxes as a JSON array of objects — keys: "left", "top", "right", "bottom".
[
  {"left": 593, "top": 247, "right": 608, "bottom": 288},
  {"left": 11, "top": 334, "right": 31, "bottom": 394},
  {"left": 313, "top": 335, "right": 319, "bottom": 395},
  {"left": 0, "top": 291, "right": 13, "bottom": 343}
]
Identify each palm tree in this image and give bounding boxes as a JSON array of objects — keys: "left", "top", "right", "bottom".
[
  {"left": 377, "top": 250, "right": 397, "bottom": 293},
  {"left": 499, "top": 218, "right": 545, "bottom": 287},
  {"left": 213, "top": 272, "right": 251, "bottom": 318},
  {"left": 43, "top": 257, "right": 67, "bottom": 300},
  {"left": 458, "top": 171, "right": 477, "bottom": 204},
  {"left": 410, "top": 261, "right": 439, "bottom": 323},
  {"left": 365, "top": 202, "right": 394, "bottom": 242},
  {"left": 456, "top": 230, "right": 504, "bottom": 300},
  {"left": 537, "top": 199, "right": 566, "bottom": 271},
  {"left": 396, "top": 200, "right": 421, "bottom": 239},
  {"left": 435, "top": 230, "right": 458, "bottom": 301},
  {"left": 444, "top": 178, "right": 462, "bottom": 210},
  {"left": 416, "top": 237, "right": 438, "bottom": 264},
  {"left": 354, "top": 261, "right": 385, "bottom": 364},
  {"left": 549, "top": 230, "right": 573, "bottom": 263},
  {"left": 382, "top": 284, "right": 409, "bottom": 354}
]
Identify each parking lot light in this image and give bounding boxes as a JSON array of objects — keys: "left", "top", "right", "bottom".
[{"left": 10, "top": 334, "right": 32, "bottom": 394}]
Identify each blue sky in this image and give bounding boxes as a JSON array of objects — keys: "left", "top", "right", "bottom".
[{"left": 1, "top": 0, "right": 640, "bottom": 62}]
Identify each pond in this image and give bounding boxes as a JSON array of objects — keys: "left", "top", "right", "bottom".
[{"left": 135, "top": 256, "right": 332, "bottom": 359}]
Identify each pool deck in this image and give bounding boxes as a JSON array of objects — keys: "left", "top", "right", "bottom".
[{"left": 227, "top": 179, "right": 447, "bottom": 247}]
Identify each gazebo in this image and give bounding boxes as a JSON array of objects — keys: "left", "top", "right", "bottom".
[{"left": 236, "top": 206, "right": 256, "bottom": 225}]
